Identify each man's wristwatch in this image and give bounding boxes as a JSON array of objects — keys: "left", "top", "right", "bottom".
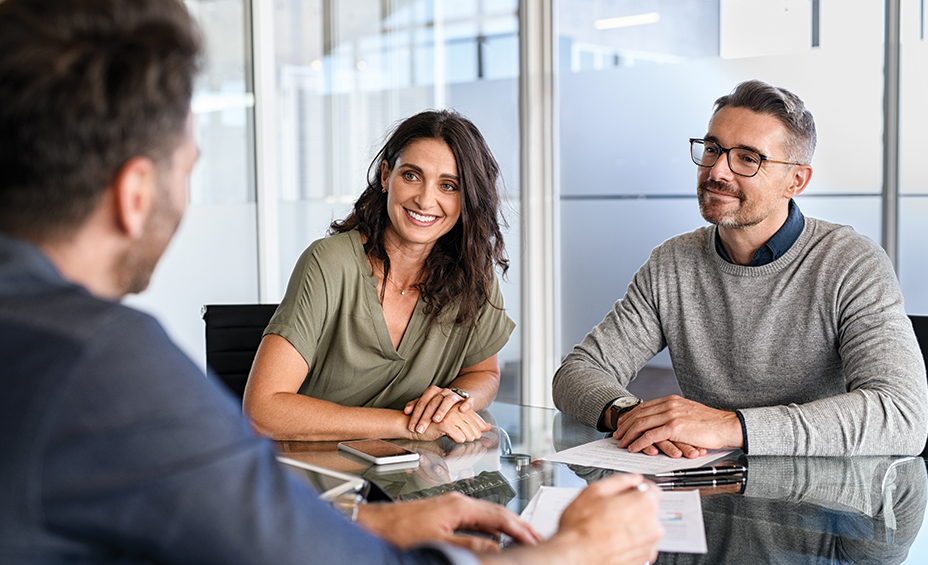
[{"left": 607, "top": 396, "right": 641, "bottom": 430}]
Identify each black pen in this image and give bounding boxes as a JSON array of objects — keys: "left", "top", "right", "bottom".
[
  {"left": 652, "top": 464, "right": 747, "bottom": 478},
  {"left": 657, "top": 476, "right": 746, "bottom": 490}
]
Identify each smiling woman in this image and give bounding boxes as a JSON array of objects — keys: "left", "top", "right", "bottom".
[{"left": 242, "top": 110, "right": 514, "bottom": 444}]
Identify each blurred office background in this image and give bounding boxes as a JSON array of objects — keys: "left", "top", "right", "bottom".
[{"left": 126, "top": 0, "right": 928, "bottom": 409}]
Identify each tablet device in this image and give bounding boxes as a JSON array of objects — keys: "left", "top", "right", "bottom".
[
  {"left": 337, "top": 439, "right": 421, "bottom": 465},
  {"left": 277, "top": 456, "right": 368, "bottom": 501}
]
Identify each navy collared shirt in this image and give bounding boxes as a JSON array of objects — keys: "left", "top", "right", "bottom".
[
  {"left": 715, "top": 199, "right": 805, "bottom": 266},
  {"left": 0, "top": 233, "right": 470, "bottom": 565}
]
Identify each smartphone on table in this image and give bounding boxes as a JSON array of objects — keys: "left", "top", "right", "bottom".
[{"left": 337, "top": 439, "right": 421, "bottom": 466}]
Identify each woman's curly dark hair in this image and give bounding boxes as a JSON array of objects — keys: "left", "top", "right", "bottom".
[{"left": 330, "top": 109, "right": 509, "bottom": 328}]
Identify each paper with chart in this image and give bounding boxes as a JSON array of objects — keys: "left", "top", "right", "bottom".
[
  {"left": 520, "top": 486, "right": 707, "bottom": 554},
  {"left": 541, "top": 437, "right": 735, "bottom": 474}
]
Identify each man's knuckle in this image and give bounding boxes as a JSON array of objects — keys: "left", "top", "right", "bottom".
[
  {"left": 666, "top": 420, "right": 685, "bottom": 432},
  {"left": 641, "top": 429, "right": 660, "bottom": 442}
]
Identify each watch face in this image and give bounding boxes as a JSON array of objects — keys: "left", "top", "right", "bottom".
[{"left": 613, "top": 397, "right": 640, "bottom": 410}]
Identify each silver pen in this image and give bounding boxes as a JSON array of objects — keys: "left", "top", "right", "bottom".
[
  {"left": 652, "top": 464, "right": 747, "bottom": 478},
  {"left": 657, "top": 476, "right": 746, "bottom": 490}
]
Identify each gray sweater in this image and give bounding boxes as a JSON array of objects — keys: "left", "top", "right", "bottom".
[{"left": 553, "top": 218, "right": 928, "bottom": 456}]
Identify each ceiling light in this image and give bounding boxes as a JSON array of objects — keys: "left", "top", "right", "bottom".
[{"left": 594, "top": 12, "right": 660, "bottom": 30}]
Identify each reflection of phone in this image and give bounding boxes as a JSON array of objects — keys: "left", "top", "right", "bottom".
[
  {"left": 367, "top": 459, "right": 421, "bottom": 473},
  {"left": 337, "top": 439, "right": 420, "bottom": 465}
]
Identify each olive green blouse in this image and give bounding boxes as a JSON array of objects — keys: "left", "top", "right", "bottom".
[{"left": 265, "top": 230, "right": 515, "bottom": 410}]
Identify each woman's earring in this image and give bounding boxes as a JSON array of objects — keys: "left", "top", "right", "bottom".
[{"left": 382, "top": 186, "right": 387, "bottom": 194}]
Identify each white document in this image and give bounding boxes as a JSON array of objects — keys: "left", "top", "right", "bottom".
[
  {"left": 541, "top": 437, "right": 735, "bottom": 474},
  {"left": 655, "top": 489, "right": 708, "bottom": 553},
  {"left": 521, "top": 486, "right": 707, "bottom": 554}
]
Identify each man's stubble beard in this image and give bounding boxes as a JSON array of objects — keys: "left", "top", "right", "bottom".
[
  {"left": 118, "top": 181, "right": 183, "bottom": 296},
  {"left": 697, "top": 179, "right": 760, "bottom": 229}
]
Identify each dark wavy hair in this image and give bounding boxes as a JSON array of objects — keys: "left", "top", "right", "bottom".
[
  {"left": 331, "top": 109, "right": 509, "bottom": 328},
  {"left": 0, "top": 0, "right": 202, "bottom": 241}
]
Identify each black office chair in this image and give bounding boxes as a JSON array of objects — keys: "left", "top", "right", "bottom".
[
  {"left": 909, "top": 315, "right": 928, "bottom": 457},
  {"left": 911, "top": 315, "right": 928, "bottom": 369},
  {"left": 202, "top": 304, "right": 278, "bottom": 400}
]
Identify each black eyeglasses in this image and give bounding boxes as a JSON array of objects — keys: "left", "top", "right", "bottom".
[{"left": 689, "top": 138, "right": 803, "bottom": 178}]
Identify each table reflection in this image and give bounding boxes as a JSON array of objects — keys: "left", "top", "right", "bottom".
[
  {"left": 551, "top": 409, "right": 927, "bottom": 564},
  {"left": 666, "top": 457, "right": 926, "bottom": 564},
  {"left": 277, "top": 403, "right": 927, "bottom": 564},
  {"left": 278, "top": 409, "right": 509, "bottom": 502}
]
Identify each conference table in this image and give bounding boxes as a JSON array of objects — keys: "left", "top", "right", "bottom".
[{"left": 276, "top": 401, "right": 928, "bottom": 564}]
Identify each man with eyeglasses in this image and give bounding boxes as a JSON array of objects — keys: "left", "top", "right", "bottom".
[{"left": 553, "top": 79, "right": 927, "bottom": 458}]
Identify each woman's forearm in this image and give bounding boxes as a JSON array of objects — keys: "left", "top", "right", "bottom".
[{"left": 245, "top": 392, "right": 414, "bottom": 441}]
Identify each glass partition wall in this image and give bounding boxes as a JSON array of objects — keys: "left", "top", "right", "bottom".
[{"left": 899, "top": 0, "right": 928, "bottom": 314}]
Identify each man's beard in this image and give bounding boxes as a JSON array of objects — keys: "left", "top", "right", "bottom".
[
  {"left": 697, "top": 179, "right": 759, "bottom": 229},
  {"left": 117, "top": 183, "right": 182, "bottom": 296}
]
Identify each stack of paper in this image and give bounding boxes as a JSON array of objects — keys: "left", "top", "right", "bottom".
[{"left": 541, "top": 437, "right": 735, "bottom": 474}]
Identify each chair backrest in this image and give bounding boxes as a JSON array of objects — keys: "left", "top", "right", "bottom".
[
  {"left": 910, "top": 315, "right": 928, "bottom": 370},
  {"left": 202, "top": 304, "right": 278, "bottom": 400},
  {"left": 909, "top": 315, "right": 928, "bottom": 457}
]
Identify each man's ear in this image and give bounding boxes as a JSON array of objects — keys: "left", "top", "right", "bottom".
[
  {"left": 784, "top": 164, "right": 813, "bottom": 199},
  {"left": 111, "top": 157, "right": 156, "bottom": 239}
]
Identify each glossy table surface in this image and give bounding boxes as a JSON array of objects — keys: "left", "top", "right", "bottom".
[{"left": 277, "top": 402, "right": 928, "bottom": 564}]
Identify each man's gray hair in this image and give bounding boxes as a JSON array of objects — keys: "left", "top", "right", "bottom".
[{"left": 713, "top": 79, "right": 817, "bottom": 164}]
